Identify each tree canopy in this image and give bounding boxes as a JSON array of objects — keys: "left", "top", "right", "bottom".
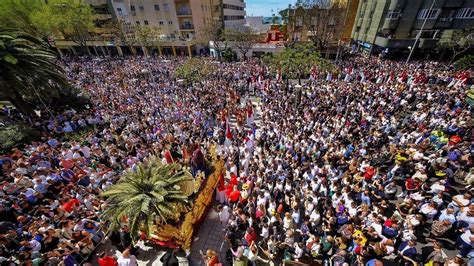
[
  {"left": 0, "top": 0, "right": 46, "bottom": 37},
  {"left": 225, "top": 26, "right": 258, "bottom": 60},
  {"left": 174, "top": 58, "right": 218, "bottom": 85},
  {"left": 0, "top": 0, "right": 96, "bottom": 54},
  {"left": 290, "top": 0, "right": 346, "bottom": 49},
  {"left": 262, "top": 42, "right": 333, "bottom": 80},
  {"left": 200, "top": 20, "right": 228, "bottom": 59},
  {"left": 439, "top": 28, "right": 474, "bottom": 63},
  {"left": 32, "top": 0, "right": 95, "bottom": 54},
  {"left": 454, "top": 54, "right": 474, "bottom": 71}
]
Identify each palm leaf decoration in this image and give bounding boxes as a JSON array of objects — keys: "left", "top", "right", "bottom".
[
  {"left": 0, "top": 28, "right": 69, "bottom": 116},
  {"left": 101, "top": 157, "right": 193, "bottom": 243}
]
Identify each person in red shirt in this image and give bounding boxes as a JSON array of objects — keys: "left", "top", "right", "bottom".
[
  {"left": 229, "top": 173, "right": 238, "bottom": 187},
  {"left": 98, "top": 252, "right": 118, "bottom": 266},
  {"left": 244, "top": 227, "right": 257, "bottom": 245},
  {"left": 228, "top": 185, "right": 240, "bottom": 207},
  {"left": 225, "top": 183, "right": 234, "bottom": 202},
  {"left": 405, "top": 177, "right": 421, "bottom": 194},
  {"left": 62, "top": 198, "right": 80, "bottom": 213},
  {"left": 216, "top": 174, "right": 226, "bottom": 204}
]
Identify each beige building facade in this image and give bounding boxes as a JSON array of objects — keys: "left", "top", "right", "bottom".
[{"left": 55, "top": 0, "right": 232, "bottom": 57}]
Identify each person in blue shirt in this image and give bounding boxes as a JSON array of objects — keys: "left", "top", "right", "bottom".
[
  {"left": 361, "top": 190, "right": 371, "bottom": 206},
  {"left": 397, "top": 239, "right": 418, "bottom": 264}
]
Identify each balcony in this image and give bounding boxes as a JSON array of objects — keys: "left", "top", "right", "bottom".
[
  {"left": 176, "top": 9, "right": 192, "bottom": 16},
  {"left": 374, "top": 36, "right": 439, "bottom": 49},
  {"left": 180, "top": 24, "right": 194, "bottom": 30},
  {"left": 418, "top": 38, "right": 439, "bottom": 48},
  {"left": 374, "top": 36, "right": 414, "bottom": 48}
]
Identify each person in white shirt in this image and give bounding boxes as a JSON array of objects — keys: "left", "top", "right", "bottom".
[
  {"left": 457, "top": 225, "right": 473, "bottom": 257},
  {"left": 293, "top": 242, "right": 304, "bottom": 260},
  {"left": 456, "top": 204, "right": 474, "bottom": 226},
  {"left": 117, "top": 249, "right": 138, "bottom": 266},
  {"left": 449, "top": 192, "right": 472, "bottom": 212}
]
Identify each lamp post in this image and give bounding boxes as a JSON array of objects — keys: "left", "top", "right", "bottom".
[{"left": 406, "top": 0, "right": 437, "bottom": 64}]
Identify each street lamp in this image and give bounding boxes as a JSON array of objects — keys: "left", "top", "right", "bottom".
[{"left": 406, "top": 0, "right": 437, "bottom": 64}]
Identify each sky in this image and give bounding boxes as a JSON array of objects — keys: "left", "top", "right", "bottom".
[{"left": 246, "top": 0, "right": 296, "bottom": 17}]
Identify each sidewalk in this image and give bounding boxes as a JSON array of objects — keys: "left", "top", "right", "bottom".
[{"left": 188, "top": 208, "right": 229, "bottom": 266}]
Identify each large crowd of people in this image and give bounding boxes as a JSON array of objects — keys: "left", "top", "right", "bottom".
[
  {"left": 215, "top": 57, "right": 473, "bottom": 266},
  {"left": 0, "top": 54, "right": 472, "bottom": 266}
]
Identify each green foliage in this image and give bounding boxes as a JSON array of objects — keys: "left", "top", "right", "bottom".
[
  {"left": 439, "top": 29, "right": 474, "bottom": 63},
  {"left": 0, "top": 0, "right": 95, "bottom": 47},
  {"left": 0, "top": 123, "right": 41, "bottom": 153},
  {"left": 262, "top": 42, "right": 333, "bottom": 79},
  {"left": 0, "top": 28, "right": 70, "bottom": 115},
  {"left": 31, "top": 0, "right": 95, "bottom": 50},
  {"left": 133, "top": 25, "right": 162, "bottom": 47},
  {"left": 222, "top": 48, "right": 236, "bottom": 62},
  {"left": 199, "top": 20, "right": 225, "bottom": 45},
  {"left": 174, "top": 58, "right": 217, "bottom": 85},
  {"left": 101, "top": 159, "right": 192, "bottom": 243},
  {"left": 454, "top": 54, "right": 474, "bottom": 70},
  {"left": 226, "top": 26, "right": 257, "bottom": 60},
  {"left": 0, "top": 0, "right": 46, "bottom": 37}
]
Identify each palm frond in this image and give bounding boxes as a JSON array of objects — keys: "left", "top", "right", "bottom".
[{"left": 101, "top": 160, "right": 192, "bottom": 240}]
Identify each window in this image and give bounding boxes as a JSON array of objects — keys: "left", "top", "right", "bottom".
[
  {"left": 135, "top": 21, "right": 140, "bottom": 25},
  {"left": 170, "top": 33, "right": 175, "bottom": 39},
  {"left": 144, "top": 20, "right": 149, "bottom": 25},
  {"left": 168, "top": 20, "right": 173, "bottom": 24},
  {"left": 163, "top": 3, "right": 169, "bottom": 12},
  {"left": 139, "top": 6, "right": 144, "bottom": 11},
  {"left": 296, "top": 17, "right": 303, "bottom": 27},
  {"left": 117, "top": 7, "right": 123, "bottom": 16},
  {"left": 154, "top": 4, "right": 160, "bottom": 11},
  {"left": 159, "top": 20, "right": 164, "bottom": 25},
  {"left": 223, "top": 16, "right": 245, "bottom": 21},
  {"left": 222, "top": 4, "right": 243, "bottom": 11},
  {"left": 130, "top": 5, "right": 135, "bottom": 11},
  {"left": 417, "top": 8, "right": 440, "bottom": 19},
  {"left": 456, "top": 8, "right": 474, "bottom": 19},
  {"left": 387, "top": 9, "right": 401, "bottom": 19}
]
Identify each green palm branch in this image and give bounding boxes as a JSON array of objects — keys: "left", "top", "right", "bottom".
[
  {"left": 0, "top": 28, "right": 69, "bottom": 116},
  {"left": 101, "top": 157, "right": 193, "bottom": 243}
]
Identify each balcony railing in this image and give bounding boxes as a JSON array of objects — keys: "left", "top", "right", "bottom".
[
  {"left": 177, "top": 10, "right": 192, "bottom": 16},
  {"left": 180, "top": 24, "right": 194, "bottom": 30}
]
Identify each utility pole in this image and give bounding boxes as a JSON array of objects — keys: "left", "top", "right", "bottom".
[{"left": 406, "top": 0, "right": 436, "bottom": 64}]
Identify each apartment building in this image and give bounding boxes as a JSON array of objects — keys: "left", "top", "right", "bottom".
[
  {"left": 286, "top": 0, "right": 359, "bottom": 50},
  {"left": 352, "top": 0, "right": 474, "bottom": 55},
  {"left": 110, "top": 0, "right": 221, "bottom": 40},
  {"left": 54, "top": 0, "right": 246, "bottom": 57},
  {"left": 223, "top": 0, "right": 246, "bottom": 29}
]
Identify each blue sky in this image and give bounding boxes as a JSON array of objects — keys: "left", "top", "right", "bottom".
[{"left": 246, "top": 0, "right": 296, "bottom": 17}]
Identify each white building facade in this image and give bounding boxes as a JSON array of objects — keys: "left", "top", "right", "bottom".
[
  {"left": 223, "top": 0, "right": 246, "bottom": 29},
  {"left": 245, "top": 16, "right": 271, "bottom": 34}
]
